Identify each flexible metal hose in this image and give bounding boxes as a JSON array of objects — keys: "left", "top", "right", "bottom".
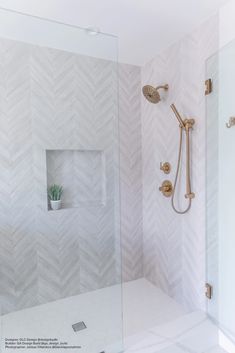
[{"left": 171, "top": 126, "right": 192, "bottom": 214}]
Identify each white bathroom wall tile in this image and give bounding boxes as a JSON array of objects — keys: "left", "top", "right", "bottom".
[
  {"left": 0, "top": 13, "right": 219, "bottom": 316},
  {"left": 142, "top": 42, "right": 183, "bottom": 299},
  {"left": 180, "top": 15, "right": 219, "bottom": 311},
  {"left": 119, "top": 63, "right": 143, "bottom": 281},
  {"left": 141, "top": 15, "right": 219, "bottom": 310},
  {"left": 0, "top": 37, "right": 142, "bottom": 314},
  {"left": 0, "top": 39, "right": 38, "bottom": 314}
]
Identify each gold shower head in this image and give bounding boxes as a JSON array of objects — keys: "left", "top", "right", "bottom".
[{"left": 142, "top": 84, "right": 169, "bottom": 104}]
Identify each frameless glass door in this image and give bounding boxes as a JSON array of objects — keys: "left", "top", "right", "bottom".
[
  {"left": 0, "top": 8, "right": 122, "bottom": 353},
  {"left": 206, "top": 38, "right": 235, "bottom": 343}
]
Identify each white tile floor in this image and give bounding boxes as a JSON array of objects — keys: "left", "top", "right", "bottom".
[
  {"left": 123, "top": 280, "right": 229, "bottom": 353},
  {"left": 123, "top": 279, "right": 187, "bottom": 338},
  {"left": 0, "top": 278, "right": 232, "bottom": 353},
  {"left": 125, "top": 311, "right": 227, "bottom": 353},
  {"left": 124, "top": 309, "right": 229, "bottom": 353}
]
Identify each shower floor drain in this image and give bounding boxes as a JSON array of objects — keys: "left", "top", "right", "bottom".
[{"left": 72, "top": 321, "right": 87, "bottom": 332}]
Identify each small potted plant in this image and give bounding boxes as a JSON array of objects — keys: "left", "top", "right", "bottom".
[{"left": 48, "top": 184, "right": 63, "bottom": 210}]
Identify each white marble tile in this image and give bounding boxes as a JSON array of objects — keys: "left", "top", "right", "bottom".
[
  {"left": 125, "top": 333, "right": 151, "bottom": 350},
  {"left": 124, "top": 310, "right": 226, "bottom": 353},
  {"left": 176, "top": 319, "right": 219, "bottom": 353},
  {"left": 123, "top": 279, "right": 186, "bottom": 338},
  {"left": 0, "top": 38, "right": 143, "bottom": 315},
  {"left": 125, "top": 333, "right": 170, "bottom": 353},
  {"left": 205, "top": 347, "right": 228, "bottom": 353},
  {"left": 141, "top": 15, "right": 219, "bottom": 312},
  {"left": 157, "top": 345, "right": 192, "bottom": 353},
  {"left": 123, "top": 284, "right": 229, "bottom": 353},
  {"left": 149, "top": 311, "right": 206, "bottom": 339}
]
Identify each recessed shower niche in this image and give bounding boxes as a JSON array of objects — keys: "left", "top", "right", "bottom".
[{"left": 46, "top": 149, "right": 106, "bottom": 210}]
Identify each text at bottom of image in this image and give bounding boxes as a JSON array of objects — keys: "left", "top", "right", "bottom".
[{"left": 5, "top": 338, "right": 81, "bottom": 349}]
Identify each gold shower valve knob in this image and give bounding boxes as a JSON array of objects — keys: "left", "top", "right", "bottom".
[
  {"left": 160, "top": 162, "right": 171, "bottom": 174},
  {"left": 159, "top": 180, "right": 173, "bottom": 197}
]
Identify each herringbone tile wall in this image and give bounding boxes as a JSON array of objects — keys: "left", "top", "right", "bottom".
[
  {"left": 119, "top": 64, "right": 143, "bottom": 282},
  {"left": 0, "top": 14, "right": 220, "bottom": 316},
  {"left": 0, "top": 37, "right": 142, "bottom": 314},
  {"left": 141, "top": 15, "right": 219, "bottom": 311}
]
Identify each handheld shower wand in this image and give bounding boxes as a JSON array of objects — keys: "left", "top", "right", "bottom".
[
  {"left": 170, "top": 104, "right": 185, "bottom": 128},
  {"left": 170, "top": 104, "right": 195, "bottom": 214}
]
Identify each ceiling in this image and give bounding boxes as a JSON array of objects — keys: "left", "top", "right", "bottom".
[{"left": 0, "top": 0, "right": 230, "bottom": 66}]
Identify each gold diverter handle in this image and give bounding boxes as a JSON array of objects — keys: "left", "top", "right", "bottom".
[{"left": 159, "top": 180, "right": 173, "bottom": 197}]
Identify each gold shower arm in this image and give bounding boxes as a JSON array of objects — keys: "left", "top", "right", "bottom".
[{"left": 156, "top": 84, "right": 169, "bottom": 91}]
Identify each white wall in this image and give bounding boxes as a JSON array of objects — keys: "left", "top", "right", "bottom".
[
  {"left": 119, "top": 64, "right": 143, "bottom": 282},
  {"left": 0, "top": 36, "right": 143, "bottom": 315},
  {"left": 0, "top": 7, "right": 117, "bottom": 62},
  {"left": 0, "top": 2, "right": 230, "bottom": 317},
  {"left": 141, "top": 15, "right": 219, "bottom": 311},
  {"left": 220, "top": 0, "right": 235, "bottom": 49}
]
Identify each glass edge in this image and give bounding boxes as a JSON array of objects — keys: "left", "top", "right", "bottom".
[
  {"left": 206, "top": 36, "right": 235, "bottom": 64},
  {"left": 0, "top": 5, "right": 118, "bottom": 40}
]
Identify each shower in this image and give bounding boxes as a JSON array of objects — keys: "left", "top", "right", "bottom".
[
  {"left": 142, "top": 84, "right": 169, "bottom": 103},
  {"left": 142, "top": 84, "right": 195, "bottom": 214}
]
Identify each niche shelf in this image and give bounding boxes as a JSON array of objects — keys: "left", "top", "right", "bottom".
[{"left": 46, "top": 149, "right": 106, "bottom": 211}]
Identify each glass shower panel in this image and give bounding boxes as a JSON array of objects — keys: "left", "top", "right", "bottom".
[
  {"left": 0, "top": 8, "right": 122, "bottom": 353},
  {"left": 206, "top": 39, "right": 235, "bottom": 342}
]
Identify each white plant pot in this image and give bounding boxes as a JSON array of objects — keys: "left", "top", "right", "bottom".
[{"left": 50, "top": 200, "right": 62, "bottom": 210}]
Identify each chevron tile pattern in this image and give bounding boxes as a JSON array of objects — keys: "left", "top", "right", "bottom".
[
  {"left": 0, "top": 39, "right": 38, "bottom": 314},
  {"left": 179, "top": 17, "right": 219, "bottom": 311},
  {"left": 31, "top": 46, "right": 122, "bottom": 308},
  {"left": 0, "top": 37, "right": 142, "bottom": 314},
  {"left": 141, "top": 15, "right": 219, "bottom": 311},
  {"left": 119, "top": 64, "right": 143, "bottom": 282},
  {"left": 141, "top": 41, "right": 183, "bottom": 300},
  {"left": 0, "top": 14, "right": 219, "bottom": 316},
  {"left": 46, "top": 150, "right": 104, "bottom": 207}
]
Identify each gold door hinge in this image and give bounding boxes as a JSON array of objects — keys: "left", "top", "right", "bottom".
[
  {"left": 205, "top": 79, "right": 212, "bottom": 95},
  {"left": 205, "top": 283, "right": 213, "bottom": 299}
]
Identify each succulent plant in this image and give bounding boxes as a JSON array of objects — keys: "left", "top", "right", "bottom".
[{"left": 48, "top": 184, "right": 63, "bottom": 201}]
